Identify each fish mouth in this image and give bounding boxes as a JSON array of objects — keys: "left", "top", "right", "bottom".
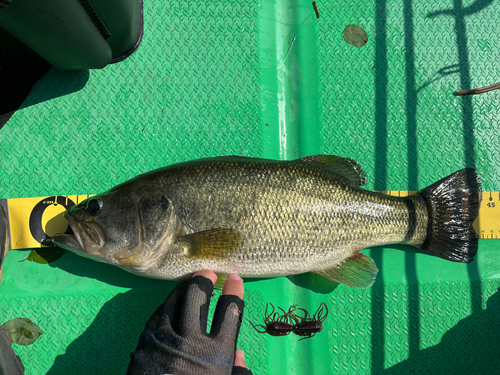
[
  {"left": 53, "top": 215, "right": 105, "bottom": 255},
  {"left": 54, "top": 233, "right": 84, "bottom": 252}
]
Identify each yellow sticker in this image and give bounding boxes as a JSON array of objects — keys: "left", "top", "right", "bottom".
[{"left": 7, "top": 195, "right": 93, "bottom": 250}]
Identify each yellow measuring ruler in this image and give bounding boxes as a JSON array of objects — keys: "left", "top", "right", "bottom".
[{"left": 0, "top": 191, "right": 499, "bottom": 251}]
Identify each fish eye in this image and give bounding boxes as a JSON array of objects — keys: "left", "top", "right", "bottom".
[{"left": 86, "top": 198, "right": 102, "bottom": 215}]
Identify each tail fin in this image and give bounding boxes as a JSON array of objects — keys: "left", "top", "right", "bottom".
[{"left": 419, "top": 168, "right": 482, "bottom": 263}]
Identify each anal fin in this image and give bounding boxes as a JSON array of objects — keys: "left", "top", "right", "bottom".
[
  {"left": 214, "top": 273, "right": 229, "bottom": 290},
  {"left": 314, "top": 252, "right": 378, "bottom": 289}
]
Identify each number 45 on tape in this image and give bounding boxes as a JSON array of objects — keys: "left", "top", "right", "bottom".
[{"left": 477, "top": 192, "right": 500, "bottom": 239}]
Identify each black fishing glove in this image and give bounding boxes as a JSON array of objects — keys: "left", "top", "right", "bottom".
[
  {"left": 0, "top": 328, "right": 25, "bottom": 375},
  {"left": 127, "top": 275, "right": 252, "bottom": 375}
]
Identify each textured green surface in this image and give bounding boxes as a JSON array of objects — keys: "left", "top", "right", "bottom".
[{"left": 1, "top": 0, "right": 500, "bottom": 374}]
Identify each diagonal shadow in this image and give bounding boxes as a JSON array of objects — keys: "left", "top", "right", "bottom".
[
  {"left": 416, "top": 65, "right": 460, "bottom": 93},
  {"left": 46, "top": 289, "right": 173, "bottom": 375},
  {"left": 428, "top": 0, "right": 494, "bottom": 17}
]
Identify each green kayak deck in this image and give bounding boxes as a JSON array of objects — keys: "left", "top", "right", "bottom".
[{"left": 1, "top": 0, "right": 499, "bottom": 374}]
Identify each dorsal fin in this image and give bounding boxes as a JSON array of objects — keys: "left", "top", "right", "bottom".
[{"left": 296, "top": 155, "right": 367, "bottom": 186}]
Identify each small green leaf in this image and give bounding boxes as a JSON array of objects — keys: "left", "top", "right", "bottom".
[
  {"left": 342, "top": 25, "right": 368, "bottom": 47},
  {"left": 2, "top": 318, "right": 43, "bottom": 346},
  {"left": 26, "top": 248, "right": 65, "bottom": 264}
]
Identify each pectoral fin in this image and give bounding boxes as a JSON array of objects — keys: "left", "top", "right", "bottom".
[
  {"left": 314, "top": 253, "right": 378, "bottom": 288},
  {"left": 297, "top": 155, "right": 367, "bottom": 186},
  {"left": 177, "top": 229, "right": 243, "bottom": 259}
]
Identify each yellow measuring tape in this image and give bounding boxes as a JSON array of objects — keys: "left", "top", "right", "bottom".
[{"left": 1, "top": 191, "right": 499, "bottom": 250}]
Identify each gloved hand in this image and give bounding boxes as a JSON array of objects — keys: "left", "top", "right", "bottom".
[{"left": 127, "top": 271, "right": 253, "bottom": 375}]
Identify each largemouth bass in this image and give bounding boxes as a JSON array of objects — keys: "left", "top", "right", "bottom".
[{"left": 54, "top": 155, "right": 482, "bottom": 288}]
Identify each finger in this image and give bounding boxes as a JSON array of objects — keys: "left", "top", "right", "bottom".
[
  {"left": 210, "top": 294, "right": 244, "bottom": 341},
  {"left": 178, "top": 273, "right": 215, "bottom": 335},
  {"left": 193, "top": 270, "right": 217, "bottom": 285},
  {"left": 234, "top": 349, "right": 248, "bottom": 368},
  {"left": 222, "top": 274, "right": 244, "bottom": 299}
]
